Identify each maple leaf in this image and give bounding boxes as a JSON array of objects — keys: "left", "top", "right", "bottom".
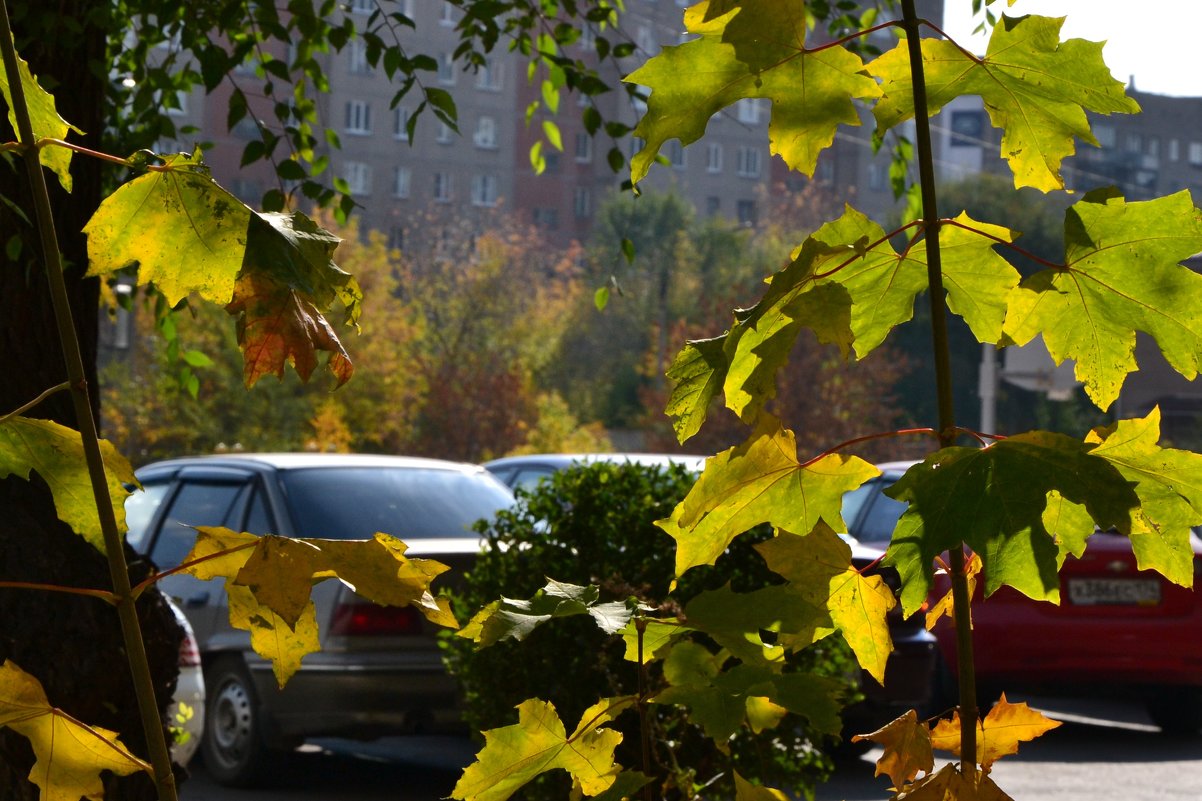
[
  {"left": 870, "top": 14, "right": 1139, "bottom": 191},
  {"left": 650, "top": 642, "right": 843, "bottom": 741},
  {"left": 884, "top": 434, "right": 1140, "bottom": 616},
  {"left": 451, "top": 698, "right": 629, "bottom": 801},
  {"left": 851, "top": 709, "right": 933, "bottom": 790},
  {"left": 458, "top": 580, "right": 633, "bottom": 648},
  {"left": 84, "top": 149, "right": 252, "bottom": 305},
  {"left": 0, "top": 660, "right": 148, "bottom": 801},
  {"left": 618, "top": 617, "right": 691, "bottom": 664},
  {"left": 180, "top": 527, "right": 455, "bottom": 685},
  {"left": 929, "top": 694, "right": 1060, "bottom": 770},
  {"left": 1003, "top": 190, "right": 1202, "bottom": 410},
  {"left": 1085, "top": 408, "right": 1202, "bottom": 586},
  {"left": 657, "top": 414, "right": 879, "bottom": 576},
  {"left": 0, "top": 45, "right": 83, "bottom": 190},
  {"left": 925, "top": 553, "right": 981, "bottom": 632},
  {"left": 894, "top": 763, "right": 1013, "bottom": 801},
  {"left": 733, "top": 771, "right": 790, "bottom": 801},
  {"left": 0, "top": 416, "right": 135, "bottom": 553},
  {"left": 756, "top": 524, "right": 896, "bottom": 683},
  {"left": 663, "top": 207, "right": 1018, "bottom": 441},
  {"left": 625, "top": 0, "right": 881, "bottom": 185},
  {"left": 683, "top": 583, "right": 829, "bottom": 667}
]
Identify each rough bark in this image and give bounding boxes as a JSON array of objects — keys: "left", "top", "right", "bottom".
[{"left": 1, "top": 2, "right": 182, "bottom": 798}]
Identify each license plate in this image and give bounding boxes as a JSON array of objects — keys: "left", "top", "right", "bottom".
[{"left": 1067, "top": 578, "right": 1161, "bottom": 606}]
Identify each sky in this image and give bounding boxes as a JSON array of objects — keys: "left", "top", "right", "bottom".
[{"left": 941, "top": 1, "right": 1202, "bottom": 97}]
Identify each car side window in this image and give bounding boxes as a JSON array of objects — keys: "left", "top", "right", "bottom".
[
  {"left": 152, "top": 481, "right": 248, "bottom": 569},
  {"left": 243, "top": 486, "right": 275, "bottom": 535},
  {"left": 124, "top": 480, "right": 170, "bottom": 551},
  {"left": 512, "top": 467, "right": 554, "bottom": 492},
  {"left": 855, "top": 484, "right": 907, "bottom": 545}
]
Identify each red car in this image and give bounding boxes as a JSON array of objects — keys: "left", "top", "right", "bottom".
[{"left": 842, "top": 461, "right": 1202, "bottom": 733}]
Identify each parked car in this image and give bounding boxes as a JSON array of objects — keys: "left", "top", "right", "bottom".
[
  {"left": 483, "top": 453, "right": 937, "bottom": 735},
  {"left": 123, "top": 454, "right": 515, "bottom": 785},
  {"left": 842, "top": 461, "right": 1202, "bottom": 732}
]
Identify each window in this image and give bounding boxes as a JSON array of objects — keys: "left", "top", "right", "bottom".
[
  {"left": 868, "top": 161, "right": 886, "bottom": 191},
  {"left": 1190, "top": 142, "right": 1202, "bottom": 166},
  {"left": 440, "top": 2, "right": 456, "bottom": 26},
  {"left": 349, "top": 39, "right": 371, "bottom": 75},
  {"left": 153, "top": 481, "right": 249, "bottom": 568},
  {"left": 471, "top": 174, "right": 498, "bottom": 206},
  {"left": 474, "top": 115, "right": 498, "bottom": 149},
  {"left": 345, "top": 100, "right": 372, "bottom": 135},
  {"left": 1094, "top": 123, "right": 1115, "bottom": 149},
  {"left": 1125, "top": 133, "right": 1142, "bottom": 153},
  {"left": 706, "top": 142, "right": 723, "bottom": 173},
  {"left": 544, "top": 151, "right": 561, "bottom": 173},
  {"left": 533, "top": 208, "right": 559, "bottom": 229},
  {"left": 575, "top": 132, "right": 593, "bottom": 163},
  {"left": 387, "top": 226, "right": 405, "bottom": 251},
  {"left": 949, "top": 110, "right": 984, "bottom": 147},
  {"left": 736, "top": 199, "right": 757, "bottom": 226},
  {"left": 343, "top": 161, "right": 372, "bottom": 195},
  {"left": 394, "top": 106, "right": 411, "bottom": 141},
  {"left": 433, "top": 171, "right": 454, "bottom": 202},
  {"left": 393, "top": 166, "right": 411, "bottom": 198},
  {"left": 476, "top": 58, "right": 502, "bottom": 91},
  {"left": 574, "top": 186, "right": 592, "bottom": 218},
  {"left": 1169, "top": 138, "right": 1180, "bottom": 161},
  {"left": 437, "top": 52, "right": 456, "bottom": 85},
  {"left": 398, "top": 0, "right": 414, "bottom": 17},
  {"left": 816, "top": 158, "right": 834, "bottom": 184},
  {"left": 436, "top": 120, "right": 454, "bottom": 144},
  {"left": 705, "top": 196, "right": 720, "bottom": 216},
  {"left": 123, "top": 481, "right": 171, "bottom": 551},
  {"left": 668, "top": 140, "right": 686, "bottom": 169},
  {"left": 580, "top": 24, "right": 596, "bottom": 49},
  {"left": 736, "top": 146, "right": 762, "bottom": 178},
  {"left": 1148, "top": 137, "right": 1160, "bottom": 158},
  {"left": 736, "top": 98, "right": 762, "bottom": 125},
  {"left": 636, "top": 25, "right": 657, "bottom": 56}
]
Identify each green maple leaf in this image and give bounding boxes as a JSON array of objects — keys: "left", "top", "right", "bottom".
[
  {"left": 1003, "top": 190, "right": 1202, "bottom": 411},
  {"left": 625, "top": 0, "right": 880, "bottom": 185},
  {"left": 0, "top": 43, "right": 83, "bottom": 191},
  {"left": 663, "top": 207, "right": 1018, "bottom": 442},
  {"left": 870, "top": 14, "right": 1139, "bottom": 191},
  {"left": 757, "top": 524, "right": 895, "bottom": 684},
  {"left": 0, "top": 416, "right": 135, "bottom": 553},
  {"left": 657, "top": 414, "right": 879, "bottom": 575},
  {"left": 884, "top": 433, "right": 1140, "bottom": 616},
  {"left": 1085, "top": 408, "right": 1202, "bottom": 586},
  {"left": 650, "top": 641, "right": 843, "bottom": 741},
  {"left": 0, "top": 660, "right": 148, "bottom": 801},
  {"left": 181, "top": 527, "right": 456, "bottom": 685},
  {"left": 459, "top": 580, "right": 633, "bottom": 648},
  {"left": 684, "top": 583, "right": 830, "bottom": 667},
  {"left": 84, "top": 149, "right": 252, "bottom": 305},
  {"left": 619, "top": 618, "right": 691, "bottom": 664},
  {"left": 451, "top": 697, "right": 629, "bottom": 801}
]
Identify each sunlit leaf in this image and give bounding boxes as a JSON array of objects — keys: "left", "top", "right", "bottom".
[
  {"left": 0, "top": 416, "right": 135, "bottom": 553},
  {"left": 929, "top": 694, "right": 1060, "bottom": 769},
  {"left": 684, "top": 583, "right": 829, "bottom": 666},
  {"left": 658, "top": 415, "right": 879, "bottom": 575},
  {"left": 0, "top": 660, "right": 148, "bottom": 801},
  {"left": 458, "top": 580, "right": 633, "bottom": 648},
  {"left": 733, "top": 772, "right": 791, "bottom": 801},
  {"left": 925, "top": 553, "right": 981, "bottom": 632},
  {"left": 1003, "top": 190, "right": 1202, "bottom": 411},
  {"left": 625, "top": 0, "right": 881, "bottom": 185},
  {"left": 870, "top": 14, "right": 1139, "bottom": 191},
  {"left": 452, "top": 698, "right": 628, "bottom": 801},
  {"left": 757, "top": 524, "right": 895, "bottom": 683},
  {"left": 0, "top": 45, "right": 83, "bottom": 190},
  {"left": 851, "top": 709, "right": 933, "bottom": 789},
  {"left": 619, "top": 618, "right": 691, "bottom": 664},
  {"left": 896, "top": 763, "right": 1014, "bottom": 801}
]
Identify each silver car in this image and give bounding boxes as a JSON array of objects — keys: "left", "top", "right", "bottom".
[{"left": 124, "top": 453, "right": 514, "bottom": 786}]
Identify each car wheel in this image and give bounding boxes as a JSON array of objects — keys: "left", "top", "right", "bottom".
[
  {"left": 201, "top": 657, "right": 271, "bottom": 786},
  {"left": 1146, "top": 689, "right": 1202, "bottom": 735}
]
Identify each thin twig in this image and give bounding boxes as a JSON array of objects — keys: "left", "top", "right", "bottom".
[
  {"left": 800, "top": 427, "right": 939, "bottom": 469},
  {"left": 0, "top": 581, "right": 119, "bottom": 604},
  {"left": 0, "top": 382, "right": 70, "bottom": 424}
]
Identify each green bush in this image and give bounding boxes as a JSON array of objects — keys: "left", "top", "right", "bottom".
[{"left": 444, "top": 461, "right": 858, "bottom": 800}]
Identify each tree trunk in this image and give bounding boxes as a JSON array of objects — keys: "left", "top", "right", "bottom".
[{"left": 0, "top": 2, "right": 181, "bottom": 798}]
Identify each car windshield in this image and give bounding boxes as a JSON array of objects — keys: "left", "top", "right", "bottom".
[{"left": 278, "top": 467, "right": 514, "bottom": 540}]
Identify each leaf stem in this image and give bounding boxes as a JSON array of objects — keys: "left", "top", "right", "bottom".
[
  {"left": 0, "top": 382, "right": 70, "bottom": 424},
  {"left": 800, "top": 427, "right": 938, "bottom": 468},
  {"left": 811, "top": 220, "right": 925, "bottom": 280},
  {"left": 0, "top": 581, "right": 119, "bottom": 604},
  {"left": 34, "top": 138, "right": 173, "bottom": 171},
  {"left": 942, "top": 217, "right": 1065, "bottom": 271},
  {"left": 130, "top": 538, "right": 258, "bottom": 597},
  {"left": 636, "top": 617, "right": 652, "bottom": 801},
  {"left": 0, "top": 5, "right": 179, "bottom": 799},
  {"left": 805, "top": 21, "right": 903, "bottom": 55},
  {"left": 901, "top": 0, "right": 978, "bottom": 771},
  {"left": 919, "top": 20, "right": 985, "bottom": 65}
]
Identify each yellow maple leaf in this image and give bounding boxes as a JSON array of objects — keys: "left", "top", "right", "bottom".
[
  {"left": 0, "top": 660, "right": 148, "bottom": 801},
  {"left": 733, "top": 771, "right": 791, "bottom": 800},
  {"left": 894, "top": 763, "right": 1014, "bottom": 801},
  {"left": 925, "top": 553, "right": 982, "bottom": 631},
  {"left": 929, "top": 694, "right": 1061, "bottom": 769},
  {"left": 851, "top": 709, "right": 933, "bottom": 789}
]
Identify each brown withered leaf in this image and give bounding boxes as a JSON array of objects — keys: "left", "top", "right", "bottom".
[{"left": 851, "top": 709, "right": 933, "bottom": 789}]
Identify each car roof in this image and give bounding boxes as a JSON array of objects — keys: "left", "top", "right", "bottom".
[
  {"left": 136, "top": 452, "right": 487, "bottom": 475},
  {"left": 483, "top": 453, "right": 707, "bottom": 472}
]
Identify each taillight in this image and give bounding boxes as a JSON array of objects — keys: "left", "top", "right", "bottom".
[
  {"left": 329, "top": 601, "right": 424, "bottom": 636},
  {"left": 178, "top": 632, "right": 201, "bottom": 668}
]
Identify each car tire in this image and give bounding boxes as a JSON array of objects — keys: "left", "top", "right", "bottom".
[
  {"left": 1146, "top": 689, "right": 1202, "bottom": 735},
  {"left": 201, "top": 657, "right": 272, "bottom": 786}
]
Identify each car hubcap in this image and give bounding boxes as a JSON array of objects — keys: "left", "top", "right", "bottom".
[{"left": 210, "top": 678, "right": 253, "bottom": 766}]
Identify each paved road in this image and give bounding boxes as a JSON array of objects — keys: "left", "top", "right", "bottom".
[{"left": 181, "top": 696, "right": 1202, "bottom": 801}]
